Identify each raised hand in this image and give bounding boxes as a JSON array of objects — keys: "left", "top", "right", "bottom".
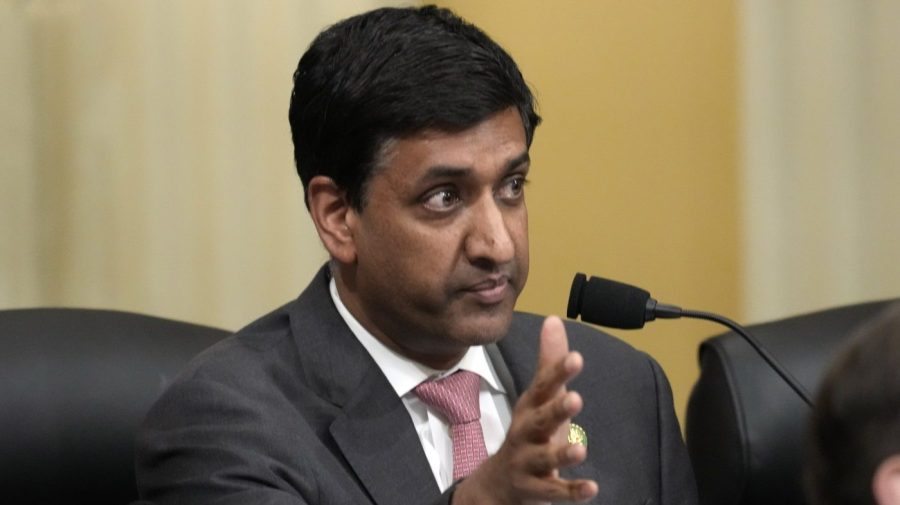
[{"left": 453, "top": 316, "right": 598, "bottom": 504}]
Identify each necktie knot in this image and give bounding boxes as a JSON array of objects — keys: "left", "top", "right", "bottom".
[{"left": 413, "top": 369, "right": 482, "bottom": 425}]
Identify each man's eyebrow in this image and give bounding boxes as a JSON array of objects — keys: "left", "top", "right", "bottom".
[
  {"left": 420, "top": 151, "right": 531, "bottom": 182},
  {"left": 504, "top": 151, "right": 531, "bottom": 173},
  {"left": 420, "top": 165, "right": 471, "bottom": 181}
]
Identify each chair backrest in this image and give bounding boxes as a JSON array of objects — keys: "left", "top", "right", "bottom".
[
  {"left": 0, "top": 308, "right": 229, "bottom": 504},
  {"left": 685, "top": 299, "right": 899, "bottom": 505}
]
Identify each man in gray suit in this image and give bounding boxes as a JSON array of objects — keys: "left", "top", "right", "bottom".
[{"left": 136, "top": 6, "right": 697, "bottom": 504}]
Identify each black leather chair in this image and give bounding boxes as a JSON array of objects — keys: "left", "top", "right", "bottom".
[
  {"left": 685, "top": 299, "right": 899, "bottom": 505},
  {"left": 0, "top": 308, "right": 229, "bottom": 504}
]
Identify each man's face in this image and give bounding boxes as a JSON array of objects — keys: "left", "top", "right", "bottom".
[{"left": 338, "top": 107, "right": 530, "bottom": 369}]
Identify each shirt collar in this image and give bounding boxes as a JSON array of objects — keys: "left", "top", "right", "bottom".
[{"left": 329, "top": 277, "right": 505, "bottom": 397}]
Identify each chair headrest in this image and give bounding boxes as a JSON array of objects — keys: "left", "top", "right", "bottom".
[{"left": 0, "top": 308, "right": 229, "bottom": 504}]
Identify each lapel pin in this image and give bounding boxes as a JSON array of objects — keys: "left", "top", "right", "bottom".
[{"left": 568, "top": 423, "right": 588, "bottom": 447}]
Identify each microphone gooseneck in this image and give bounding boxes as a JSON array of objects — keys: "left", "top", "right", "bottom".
[{"left": 567, "top": 273, "right": 814, "bottom": 408}]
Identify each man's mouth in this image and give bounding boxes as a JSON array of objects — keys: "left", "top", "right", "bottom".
[{"left": 464, "top": 275, "right": 511, "bottom": 305}]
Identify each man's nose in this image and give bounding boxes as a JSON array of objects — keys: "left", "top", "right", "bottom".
[{"left": 464, "top": 196, "right": 515, "bottom": 265}]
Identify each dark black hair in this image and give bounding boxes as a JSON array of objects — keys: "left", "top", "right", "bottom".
[
  {"left": 806, "top": 303, "right": 900, "bottom": 505},
  {"left": 288, "top": 5, "right": 541, "bottom": 210}
]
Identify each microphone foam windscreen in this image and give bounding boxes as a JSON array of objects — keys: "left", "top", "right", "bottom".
[
  {"left": 567, "top": 273, "right": 587, "bottom": 319},
  {"left": 574, "top": 275, "right": 650, "bottom": 329}
]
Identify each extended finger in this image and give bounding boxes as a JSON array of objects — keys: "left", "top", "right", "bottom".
[
  {"left": 515, "top": 474, "right": 599, "bottom": 503},
  {"left": 537, "top": 316, "right": 570, "bottom": 371},
  {"left": 524, "top": 390, "right": 583, "bottom": 441},
  {"left": 527, "top": 350, "right": 583, "bottom": 407},
  {"left": 522, "top": 438, "right": 589, "bottom": 476}
]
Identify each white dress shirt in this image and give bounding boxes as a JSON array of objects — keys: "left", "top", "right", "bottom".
[{"left": 329, "top": 278, "right": 512, "bottom": 491}]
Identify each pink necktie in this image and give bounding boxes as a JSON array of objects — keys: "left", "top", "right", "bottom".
[{"left": 414, "top": 370, "right": 488, "bottom": 481}]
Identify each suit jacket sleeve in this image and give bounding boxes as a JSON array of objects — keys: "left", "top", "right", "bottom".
[{"left": 136, "top": 375, "right": 318, "bottom": 505}]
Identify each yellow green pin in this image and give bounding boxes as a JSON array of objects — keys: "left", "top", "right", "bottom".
[{"left": 568, "top": 423, "right": 588, "bottom": 447}]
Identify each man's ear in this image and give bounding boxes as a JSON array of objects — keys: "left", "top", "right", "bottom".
[
  {"left": 307, "top": 175, "right": 357, "bottom": 264},
  {"left": 873, "top": 454, "right": 900, "bottom": 505}
]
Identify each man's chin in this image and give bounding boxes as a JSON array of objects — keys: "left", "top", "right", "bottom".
[{"left": 454, "top": 310, "right": 515, "bottom": 346}]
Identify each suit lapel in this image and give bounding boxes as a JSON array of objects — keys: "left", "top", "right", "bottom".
[
  {"left": 330, "top": 365, "right": 440, "bottom": 505},
  {"left": 486, "top": 343, "right": 518, "bottom": 405},
  {"left": 289, "top": 266, "right": 440, "bottom": 505}
]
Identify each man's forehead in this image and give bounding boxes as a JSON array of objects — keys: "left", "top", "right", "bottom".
[
  {"left": 376, "top": 144, "right": 528, "bottom": 189},
  {"left": 375, "top": 108, "right": 528, "bottom": 171}
]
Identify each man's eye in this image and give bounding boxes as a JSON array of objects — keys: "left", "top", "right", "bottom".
[
  {"left": 422, "top": 189, "right": 461, "bottom": 211},
  {"left": 497, "top": 176, "right": 527, "bottom": 201}
]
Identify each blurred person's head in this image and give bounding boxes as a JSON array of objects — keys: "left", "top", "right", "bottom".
[{"left": 807, "top": 302, "right": 900, "bottom": 505}]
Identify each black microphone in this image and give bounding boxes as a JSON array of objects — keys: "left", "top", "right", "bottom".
[{"left": 567, "top": 273, "right": 814, "bottom": 407}]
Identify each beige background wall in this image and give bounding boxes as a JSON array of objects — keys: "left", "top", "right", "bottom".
[
  {"left": 1, "top": 0, "right": 384, "bottom": 329},
  {"left": 740, "top": 0, "right": 900, "bottom": 323}
]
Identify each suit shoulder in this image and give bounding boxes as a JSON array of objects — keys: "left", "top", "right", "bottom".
[
  {"left": 168, "top": 301, "right": 298, "bottom": 392},
  {"left": 511, "top": 311, "right": 656, "bottom": 380},
  {"left": 513, "top": 312, "right": 647, "bottom": 358}
]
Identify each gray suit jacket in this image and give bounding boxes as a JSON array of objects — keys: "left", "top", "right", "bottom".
[{"left": 136, "top": 266, "right": 697, "bottom": 504}]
